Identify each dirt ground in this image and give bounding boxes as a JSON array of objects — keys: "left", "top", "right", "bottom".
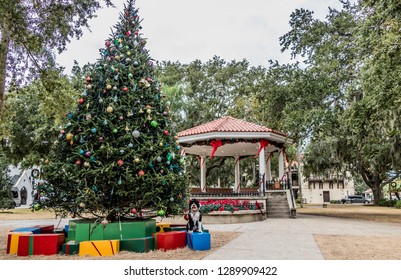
[
  {"left": 298, "top": 204, "right": 401, "bottom": 260},
  {"left": 0, "top": 208, "right": 240, "bottom": 260},
  {"left": 2, "top": 205, "right": 401, "bottom": 260}
]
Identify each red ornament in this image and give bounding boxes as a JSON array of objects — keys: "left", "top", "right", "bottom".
[
  {"left": 117, "top": 160, "right": 124, "bottom": 166},
  {"left": 131, "top": 208, "right": 137, "bottom": 214},
  {"left": 105, "top": 41, "right": 111, "bottom": 47},
  {"left": 138, "top": 170, "right": 145, "bottom": 176},
  {"left": 126, "top": 31, "right": 131, "bottom": 36},
  {"left": 75, "top": 160, "right": 81, "bottom": 165},
  {"left": 85, "top": 76, "right": 91, "bottom": 83},
  {"left": 61, "top": 130, "right": 66, "bottom": 134},
  {"left": 164, "top": 131, "right": 169, "bottom": 136},
  {"left": 78, "top": 98, "right": 84, "bottom": 104},
  {"left": 123, "top": 86, "right": 128, "bottom": 92},
  {"left": 134, "top": 29, "right": 139, "bottom": 35}
]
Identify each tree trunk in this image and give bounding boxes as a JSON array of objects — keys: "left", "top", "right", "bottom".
[
  {"left": 0, "top": 17, "right": 10, "bottom": 112},
  {"left": 371, "top": 184, "right": 383, "bottom": 204}
]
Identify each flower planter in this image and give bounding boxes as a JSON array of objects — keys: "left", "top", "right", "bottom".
[{"left": 201, "top": 210, "right": 267, "bottom": 224}]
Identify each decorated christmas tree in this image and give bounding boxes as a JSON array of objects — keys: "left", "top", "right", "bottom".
[{"left": 41, "top": 0, "right": 188, "bottom": 221}]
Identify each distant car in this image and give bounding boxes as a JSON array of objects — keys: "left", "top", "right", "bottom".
[{"left": 341, "top": 195, "right": 368, "bottom": 204}]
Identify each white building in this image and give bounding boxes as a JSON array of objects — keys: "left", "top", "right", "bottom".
[
  {"left": 289, "top": 163, "right": 355, "bottom": 204},
  {"left": 9, "top": 166, "right": 36, "bottom": 207}
]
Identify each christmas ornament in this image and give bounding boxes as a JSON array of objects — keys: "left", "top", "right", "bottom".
[
  {"left": 170, "top": 197, "right": 174, "bottom": 202},
  {"left": 78, "top": 98, "right": 84, "bottom": 104},
  {"left": 79, "top": 202, "right": 85, "bottom": 208},
  {"left": 101, "top": 219, "right": 109, "bottom": 226},
  {"left": 79, "top": 149, "right": 85, "bottom": 155},
  {"left": 99, "top": 137, "right": 104, "bottom": 142},
  {"left": 138, "top": 170, "right": 145, "bottom": 176},
  {"left": 113, "top": 129, "right": 118, "bottom": 133},
  {"left": 105, "top": 41, "right": 111, "bottom": 47},
  {"left": 123, "top": 86, "right": 128, "bottom": 92},
  {"left": 66, "top": 133, "right": 73, "bottom": 141},
  {"left": 117, "top": 159, "right": 124, "bottom": 166},
  {"left": 134, "top": 158, "right": 140, "bottom": 163},
  {"left": 119, "top": 115, "right": 124, "bottom": 120},
  {"left": 164, "top": 131, "right": 169, "bottom": 136},
  {"left": 91, "top": 128, "right": 97, "bottom": 133},
  {"left": 84, "top": 151, "right": 91, "bottom": 157},
  {"left": 86, "top": 84, "right": 92, "bottom": 90},
  {"left": 106, "top": 106, "right": 113, "bottom": 113},
  {"left": 75, "top": 160, "right": 81, "bottom": 165},
  {"left": 106, "top": 84, "right": 112, "bottom": 90},
  {"left": 157, "top": 209, "right": 165, "bottom": 217},
  {"left": 156, "top": 156, "right": 162, "bottom": 162},
  {"left": 131, "top": 208, "right": 137, "bottom": 214},
  {"left": 151, "top": 121, "right": 158, "bottom": 127},
  {"left": 85, "top": 76, "right": 91, "bottom": 83},
  {"left": 132, "top": 130, "right": 140, "bottom": 138},
  {"left": 128, "top": 143, "right": 133, "bottom": 148},
  {"left": 84, "top": 162, "right": 90, "bottom": 168}
]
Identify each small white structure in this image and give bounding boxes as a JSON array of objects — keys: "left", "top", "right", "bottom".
[{"left": 8, "top": 166, "right": 36, "bottom": 207}]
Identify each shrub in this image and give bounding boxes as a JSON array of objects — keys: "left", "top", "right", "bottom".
[
  {"left": 330, "top": 200, "right": 340, "bottom": 204},
  {"left": 395, "top": 200, "right": 401, "bottom": 209},
  {"left": 377, "top": 199, "right": 389, "bottom": 207},
  {"left": 377, "top": 199, "right": 398, "bottom": 207}
]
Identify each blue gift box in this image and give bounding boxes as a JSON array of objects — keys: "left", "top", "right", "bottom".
[
  {"left": 187, "top": 231, "right": 210, "bottom": 251},
  {"left": 11, "top": 227, "right": 41, "bottom": 234}
]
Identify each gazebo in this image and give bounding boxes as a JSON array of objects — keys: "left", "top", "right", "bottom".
[{"left": 177, "top": 116, "right": 294, "bottom": 194}]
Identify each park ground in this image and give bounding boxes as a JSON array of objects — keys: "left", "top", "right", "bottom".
[{"left": 1, "top": 204, "right": 401, "bottom": 260}]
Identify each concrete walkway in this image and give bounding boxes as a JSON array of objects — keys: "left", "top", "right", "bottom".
[
  {"left": 203, "top": 214, "right": 401, "bottom": 260},
  {"left": 2, "top": 214, "right": 401, "bottom": 260}
]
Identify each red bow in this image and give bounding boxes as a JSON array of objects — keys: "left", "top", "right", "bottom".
[
  {"left": 210, "top": 140, "right": 222, "bottom": 158},
  {"left": 256, "top": 139, "right": 269, "bottom": 156}
]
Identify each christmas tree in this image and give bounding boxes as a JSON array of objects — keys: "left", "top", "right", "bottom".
[{"left": 41, "top": 0, "right": 188, "bottom": 221}]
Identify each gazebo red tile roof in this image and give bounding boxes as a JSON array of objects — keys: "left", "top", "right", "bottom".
[{"left": 178, "top": 116, "right": 287, "bottom": 137}]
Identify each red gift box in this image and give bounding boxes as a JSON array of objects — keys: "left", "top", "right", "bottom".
[
  {"left": 33, "top": 225, "right": 55, "bottom": 234},
  {"left": 153, "top": 231, "right": 187, "bottom": 251},
  {"left": 17, "top": 233, "right": 65, "bottom": 256}
]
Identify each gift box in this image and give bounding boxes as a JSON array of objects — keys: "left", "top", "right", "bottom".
[
  {"left": 120, "top": 236, "right": 154, "bottom": 253},
  {"left": 17, "top": 233, "right": 65, "bottom": 256},
  {"left": 153, "top": 231, "right": 187, "bottom": 251},
  {"left": 33, "top": 225, "right": 54, "bottom": 234},
  {"left": 11, "top": 227, "right": 41, "bottom": 234},
  {"left": 155, "top": 223, "right": 171, "bottom": 233},
  {"left": 68, "top": 219, "right": 156, "bottom": 242},
  {"left": 62, "top": 240, "right": 80, "bottom": 255},
  {"left": 187, "top": 231, "right": 211, "bottom": 251},
  {"left": 79, "top": 240, "right": 119, "bottom": 257},
  {"left": 6, "top": 232, "right": 32, "bottom": 254}
]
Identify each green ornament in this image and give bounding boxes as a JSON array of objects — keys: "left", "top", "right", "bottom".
[
  {"left": 113, "top": 128, "right": 118, "bottom": 133},
  {"left": 157, "top": 209, "right": 165, "bottom": 217},
  {"left": 151, "top": 121, "right": 158, "bottom": 127},
  {"left": 128, "top": 73, "right": 133, "bottom": 78},
  {"left": 33, "top": 203, "right": 41, "bottom": 211}
]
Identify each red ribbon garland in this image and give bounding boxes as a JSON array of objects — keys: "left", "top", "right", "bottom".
[
  {"left": 210, "top": 140, "right": 222, "bottom": 158},
  {"left": 256, "top": 139, "right": 269, "bottom": 156}
]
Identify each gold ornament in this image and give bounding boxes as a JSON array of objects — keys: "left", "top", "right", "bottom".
[
  {"left": 134, "top": 158, "right": 140, "bottom": 163},
  {"left": 106, "top": 106, "right": 113, "bottom": 113},
  {"left": 106, "top": 84, "right": 112, "bottom": 90},
  {"left": 66, "top": 132, "right": 73, "bottom": 140}
]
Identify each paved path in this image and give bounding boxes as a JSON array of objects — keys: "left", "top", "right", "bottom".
[
  {"left": 2, "top": 214, "right": 401, "bottom": 260},
  {"left": 203, "top": 214, "right": 401, "bottom": 260}
]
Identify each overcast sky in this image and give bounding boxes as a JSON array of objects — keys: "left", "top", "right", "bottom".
[{"left": 57, "top": 0, "right": 344, "bottom": 74}]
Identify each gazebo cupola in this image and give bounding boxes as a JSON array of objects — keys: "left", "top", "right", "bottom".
[{"left": 177, "top": 116, "right": 293, "bottom": 193}]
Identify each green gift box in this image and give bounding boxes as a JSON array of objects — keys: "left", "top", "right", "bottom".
[
  {"left": 68, "top": 219, "right": 156, "bottom": 242},
  {"left": 62, "top": 240, "right": 80, "bottom": 255},
  {"left": 120, "top": 236, "right": 155, "bottom": 253}
]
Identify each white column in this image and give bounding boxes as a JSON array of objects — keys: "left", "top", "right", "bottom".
[
  {"left": 234, "top": 155, "right": 240, "bottom": 192},
  {"left": 279, "top": 149, "right": 285, "bottom": 181},
  {"left": 258, "top": 144, "right": 266, "bottom": 193},
  {"left": 200, "top": 156, "right": 207, "bottom": 192},
  {"left": 265, "top": 152, "right": 272, "bottom": 181}
]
